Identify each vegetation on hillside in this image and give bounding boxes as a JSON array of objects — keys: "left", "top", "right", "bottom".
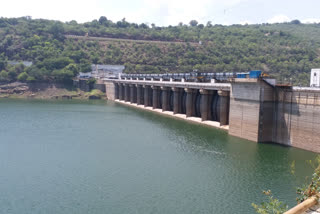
[{"left": 0, "top": 16, "right": 320, "bottom": 85}]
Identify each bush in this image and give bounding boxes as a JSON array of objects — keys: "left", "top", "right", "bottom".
[
  {"left": 52, "top": 68, "right": 74, "bottom": 82},
  {"left": 85, "top": 89, "right": 105, "bottom": 99},
  {"left": 17, "top": 72, "right": 29, "bottom": 82},
  {"left": 0, "top": 70, "right": 9, "bottom": 82},
  {"left": 252, "top": 190, "right": 288, "bottom": 214},
  {"left": 26, "top": 76, "right": 36, "bottom": 82},
  {"left": 296, "top": 156, "right": 320, "bottom": 203},
  {"left": 253, "top": 155, "right": 320, "bottom": 213}
]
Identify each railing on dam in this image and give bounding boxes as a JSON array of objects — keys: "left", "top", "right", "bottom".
[
  {"left": 114, "top": 79, "right": 231, "bottom": 91},
  {"left": 120, "top": 72, "right": 245, "bottom": 82}
]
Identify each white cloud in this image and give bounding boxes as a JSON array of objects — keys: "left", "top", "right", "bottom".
[
  {"left": 133, "top": 0, "right": 212, "bottom": 26},
  {"left": 0, "top": 0, "right": 106, "bottom": 23},
  {"left": 267, "top": 15, "right": 290, "bottom": 24},
  {"left": 130, "top": 0, "right": 251, "bottom": 26},
  {"left": 0, "top": 0, "right": 251, "bottom": 26},
  {"left": 2, "top": 0, "right": 319, "bottom": 26}
]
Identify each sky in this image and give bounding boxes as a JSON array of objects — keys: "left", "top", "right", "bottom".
[{"left": 1, "top": 0, "right": 320, "bottom": 26}]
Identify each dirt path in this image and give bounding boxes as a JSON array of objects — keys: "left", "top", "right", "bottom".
[{"left": 65, "top": 35, "right": 200, "bottom": 46}]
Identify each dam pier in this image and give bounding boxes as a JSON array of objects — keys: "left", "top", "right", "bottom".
[{"left": 104, "top": 73, "right": 320, "bottom": 153}]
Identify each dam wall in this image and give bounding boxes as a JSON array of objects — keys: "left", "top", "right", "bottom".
[
  {"left": 104, "top": 79, "right": 320, "bottom": 153},
  {"left": 273, "top": 87, "right": 320, "bottom": 152},
  {"left": 229, "top": 79, "right": 320, "bottom": 152},
  {"left": 228, "top": 79, "right": 275, "bottom": 142},
  {"left": 105, "top": 81, "right": 116, "bottom": 100}
]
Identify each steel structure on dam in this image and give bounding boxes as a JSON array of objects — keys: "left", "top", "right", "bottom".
[{"left": 104, "top": 74, "right": 320, "bottom": 153}]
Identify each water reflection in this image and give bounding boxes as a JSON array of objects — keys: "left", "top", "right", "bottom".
[{"left": 125, "top": 105, "right": 316, "bottom": 208}]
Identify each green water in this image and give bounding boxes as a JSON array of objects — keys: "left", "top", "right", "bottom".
[{"left": 0, "top": 99, "right": 317, "bottom": 214}]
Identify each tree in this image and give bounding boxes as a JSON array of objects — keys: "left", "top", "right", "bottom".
[
  {"left": 52, "top": 68, "right": 74, "bottom": 82},
  {"left": 139, "top": 23, "right": 149, "bottom": 29},
  {"left": 49, "top": 22, "right": 65, "bottom": 41},
  {"left": 99, "top": 16, "right": 108, "bottom": 25},
  {"left": 8, "top": 71, "right": 17, "bottom": 81},
  {"left": 17, "top": 72, "right": 29, "bottom": 82},
  {"left": 198, "top": 24, "right": 204, "bottom": 29},
  {"left": 189, "top": 20, "right": 198, "bottom": 27},
  {"left": 79, "top": 61, "right": 92, "bottom": 73},
  {"left": 0, "top": 54, "right": 7, "bottom": 71},
  {"left": 65, "top": 63, "right": 79, "bottom": 75},
  {"left": 290, "top": 20, "right": 301, "bottom": 25},
  {"left": 0, "top": 70, "right": 9, "bottom": 82}
]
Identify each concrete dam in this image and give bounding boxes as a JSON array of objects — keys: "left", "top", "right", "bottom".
[{"left": 104, "top": 74, "right": 320, "bottom": 153}]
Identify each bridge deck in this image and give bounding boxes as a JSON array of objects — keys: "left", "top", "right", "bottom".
[{"left": 112, "top": 79, "right": 231, "bottom": 91}]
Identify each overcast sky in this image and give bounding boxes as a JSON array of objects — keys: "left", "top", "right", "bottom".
[{"left": 1, "top": 0, "right": 320, "bottom": 26}]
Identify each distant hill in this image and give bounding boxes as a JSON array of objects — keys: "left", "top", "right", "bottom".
[{"left": 0, "top": 17, "right": 320, "bottom": 85}]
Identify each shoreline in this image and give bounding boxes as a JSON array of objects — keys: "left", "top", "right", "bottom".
[{"left": 0, "top": 82, "right": 106, "bottom": 100}]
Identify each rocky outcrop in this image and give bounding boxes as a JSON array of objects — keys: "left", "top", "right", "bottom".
[
  {"left": 0, "top": 82, "right": 105, "bottom": 100},
  {"left": 0, "top": 82, "right": 29, "bottom": 94},
  {"left": 88, "top": 95, "right": 101, "bottom": 99}
]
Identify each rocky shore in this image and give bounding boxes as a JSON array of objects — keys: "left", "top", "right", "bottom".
[{"left": 0, "top": 82, "right": 106, "bottom": 100}]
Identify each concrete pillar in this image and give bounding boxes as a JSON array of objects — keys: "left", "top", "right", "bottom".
[
  {"left": 119, "top": 84, "right": 123, "bottom": 100},
  {"left": 185, "top": 88, "right": 196, "bottom": 117},
  {"left": 161, "top": 87, "right": 170, "bottom": 112},
  {"left": 124, "top": 84, "right": 130, "bottom": 102},
  {"left": 130, "top": 85, "right": 137, "bottom": 103},
  {"left": 143, "top": 85, "right": 150, "bottom": 107},
  {"left": 229, "top": 80, "right": 275, "bottom": 143},
  {"left": 114, "top": 83, "right": 119, "bottom": 99},
  {"left": 172, "top": 87, "right": 182, "bottom": 114},
  {"left": 136, "top": 85, "right": 143, "bottom": 105},
  {"left": 218, "top": 90, "right": 230, "bottom": 125},
  {"left": 152, "top": 86, "right": 160, "bottom": 109},
  {"left": 200, "top": 89, "right": 213, "bottom": 121},
  {"left": 122, "top": 84, "right": 126, "bottom": 100}
]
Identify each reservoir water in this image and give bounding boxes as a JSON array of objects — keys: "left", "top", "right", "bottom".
[{"left": 0, "top": 99, "right": 317, "bottom": 213}]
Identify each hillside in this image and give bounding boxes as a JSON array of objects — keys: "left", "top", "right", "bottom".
[{"left": 0, "top": 17, "right": 320, "bottom": 85}]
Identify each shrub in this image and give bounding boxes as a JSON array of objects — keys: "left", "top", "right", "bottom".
[
  {"left": 296, "top": 156, "right": 320, "bottom": 203},
  {"left": 0, "top": 70, "right": 9, "bottom": 82},
  {"left": 252, "top": 190, "right": 288, "bottom": 214},
  {"left": 17, "top": 72, "right": 29, "bottom": 82}
]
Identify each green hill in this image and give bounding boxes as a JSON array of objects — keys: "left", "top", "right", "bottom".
[{"left": 0, "top": 16, "right": 320, "bottom": 86}]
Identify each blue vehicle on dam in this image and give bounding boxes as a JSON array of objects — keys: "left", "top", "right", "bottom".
[{"left": 236, "top": 70, "right": 265, "bottom": 79}]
